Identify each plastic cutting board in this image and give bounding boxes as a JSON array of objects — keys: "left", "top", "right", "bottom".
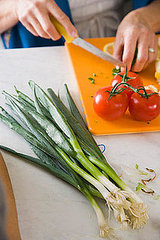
[{"left": 66, "top": 37, "right": 160, "bottom": 135}]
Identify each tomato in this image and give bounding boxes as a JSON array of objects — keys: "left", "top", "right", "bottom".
[
  {"left": 112, "top": 71, "right": 143, "bottom": 99},
  {"left": 93, "top": 86, "right": 128, "bottom": 121},
  {"left": 129, "top": 90, "right": 160, "bottom": 121}
]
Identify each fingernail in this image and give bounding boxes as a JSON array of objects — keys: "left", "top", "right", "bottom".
[
  {"left": 71, "top": 31, "right": 78, "bottom": 38},
  {"left": 121, "top": 67, "right": 125, "bottom": 72}
]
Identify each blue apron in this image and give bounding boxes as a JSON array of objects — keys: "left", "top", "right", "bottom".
[
  {"left": 133, "top": 0, "right": 153, "bottom": 9},
  {"left": 1, "top": 0, "right": 72, "bottom": 48},
  {"left": 1, "top": 0, "right": 154, "bottom": 49}
]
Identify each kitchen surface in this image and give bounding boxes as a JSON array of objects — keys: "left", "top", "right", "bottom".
[{"left": 0, "top": 45, "right": 160, "bottom": 240}]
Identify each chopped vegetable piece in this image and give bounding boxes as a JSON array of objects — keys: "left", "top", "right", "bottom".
[
  {"left": 154, "top": 195, "right": 160, "bottom": 200},
  {"left": 141, "top": 168, "right": 156, "bottom": 184},
  {"left": 136, "top": 164, "right": 139, "bottom": 170},
  {"left": 88, "top": 77, "right": 95, "bottom": 81},
  {"left": 136, "top": 183, "right": 146, "bottom": 191},
  {"left": 91, "top": 79, "right": 95, "bottom": 84},
  {"left": 136, "top": 182, "right": 154, "bottom": 195},
  {"left": 112, "top": 67, "right": 121, "bottom": 76}
]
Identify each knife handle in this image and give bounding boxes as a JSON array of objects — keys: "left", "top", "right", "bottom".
[{"left": 50, "top": 17, "right": 75, "bottom": 43}]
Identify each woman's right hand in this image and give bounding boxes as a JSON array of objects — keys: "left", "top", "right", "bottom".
[{"left": 16, "top": 0, "right": 78, "bottom": 40}]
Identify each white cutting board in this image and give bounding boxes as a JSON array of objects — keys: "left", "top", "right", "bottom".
[{"left": 0, "top": 46, "right": 160, "bottom": 240}]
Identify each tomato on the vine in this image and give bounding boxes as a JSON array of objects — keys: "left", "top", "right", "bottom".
[
  {"left": 93, "top": 86, "right": 128, "bottom": 121},
  {"left": 112, "top": 71, "right": 143, "bottom": 99},
  {"left": 129, "top": 90, "right": 160, "bottom": 121}
]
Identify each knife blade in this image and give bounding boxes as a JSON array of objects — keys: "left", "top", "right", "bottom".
[
  {"left": 51, "top": 17, "right": 126, "bottom": 68},
  {"left": 72, "top": 37, "right": 126, "bottom": 67}
]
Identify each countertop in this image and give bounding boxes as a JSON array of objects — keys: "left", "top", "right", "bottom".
[{"left": 0, "top": 46, "right": 160, "bottom": 240}]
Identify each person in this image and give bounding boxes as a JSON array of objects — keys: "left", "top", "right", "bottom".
[
  {"left": 0, "top": 0, "right": 160, "bottom": 72},
  {"left": 114, "top": 0, "right": 160, "bottom": 72}
]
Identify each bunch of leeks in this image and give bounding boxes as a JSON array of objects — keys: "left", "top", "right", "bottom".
[{"left": 0, "top": 81, "right": 148, "bottom": 238}]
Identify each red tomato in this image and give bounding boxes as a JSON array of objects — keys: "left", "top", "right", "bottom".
[
  {"left": 93, "top": 86, "right": 128, "bottom": 121},
  {"left": 112, "top": 71, "right": 143, "bottom": 99},
  {"left": 129, "top": 90, "right": 160, "bottom": 121}
]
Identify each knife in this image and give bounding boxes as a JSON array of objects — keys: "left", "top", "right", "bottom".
[{"left": 51, "top": 17, "right": 126, "bottom": 68}]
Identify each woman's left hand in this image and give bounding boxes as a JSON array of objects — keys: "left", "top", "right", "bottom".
[{"left": 113, "top": 9, "right": 158, "bottom": 72}]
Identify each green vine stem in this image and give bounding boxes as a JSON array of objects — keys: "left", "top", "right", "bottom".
[
  {"left": 106, "top": 83, "right": 158, "bottom": 101},
  {"left": 106, "top": 68, "right": 158, "bottom": 101}
]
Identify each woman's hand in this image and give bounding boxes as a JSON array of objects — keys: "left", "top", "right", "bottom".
[
  {"left": 113, "top": 5, "right": 159, "bottom": 72},
  {"left": 16, "top": 0, "right": 78, "bottom": 40}
]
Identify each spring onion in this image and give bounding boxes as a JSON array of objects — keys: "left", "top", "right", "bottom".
[
  {"left": 0, "top": 81, "right": 149, "bottom": 233},
  {"left": 48, "top": 85, "right": 149, "bottom": 229},
  {"left": 0, "top": 145, "right": 111, "bottom": 237}
]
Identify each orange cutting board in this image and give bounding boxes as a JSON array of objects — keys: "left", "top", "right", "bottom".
[{"left": 66, "top": 37, "right": 160, "bottom": 135}]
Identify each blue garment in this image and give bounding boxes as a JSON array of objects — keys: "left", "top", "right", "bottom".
[
  {"left": 1, "top": 0, "right": 72, "bottom": 49},
  {"left": 1, "top": 0, "right": 154, "bottom": 49},
  {"left": 133, "top": 0, "right": 153, "bottom": 9}
]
